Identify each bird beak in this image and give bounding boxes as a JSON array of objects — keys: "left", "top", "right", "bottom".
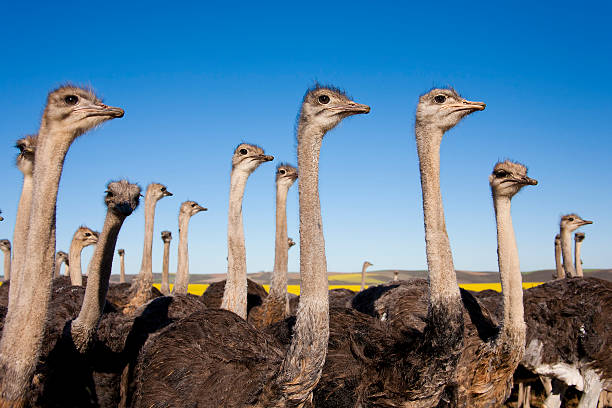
[
  {"left": 259, "top": 155, "right": 274, "bottom": 162},
  {"left": 0, "top": 216, "right": 3, "bottom": 222},
  {"left": 164, "top": 191, "right": 173, "bottom": 197},
  {"left": 198, "top": 206, "right": 208, "bottom": 212},
  {"left": 448, "top": 99, "right": 486, "bottom": 113},
  {"left": 334, "top": 101, "right": 371, "bottom": 115},
  {"left": 519, "top": 176, "right": 538, "bottom": 185},
  {"left": 580, "top": 220, "right": 593, "bottom": 225},
  {"left": 77, "top": 103, "right": 125, "bottom": 118}
]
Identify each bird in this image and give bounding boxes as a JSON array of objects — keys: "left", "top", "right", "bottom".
[
  {"left": 68, "top": 226, "right": 99, "bottom": 286},
  {"left": 249, "top": 163, "right": 298, "bottom": 328},
  {"left": 554, "top": 234, "right": 564, "bottom": 279},
  {"left": 360, "top": 260, "right": 373, "bottom": 291},
  {"left": 0, "top": 84, "right": 124, "bottom": 405},
  {"left": 0, "top": 240, "right": 11, "bottom": 282},
  {"left": 130, "top": 84, "right": 370, "bottom": 407},
  {"left": 559, "top": 214, "right": 592, "bottom": 278},
  {"left": 54, "top": 250, "right": 69, "bottom": 279},
  {"left": 117, "top": 249, "right": 126, "bottom": 283},
  {"left": 159, "top": 231, "right": 172, "bottom": 295},
  {"left": 574, "top": 232, "right": 586, "bottom": 277},
  {"left": 317, "top": 87, "right": 485, "bottom": 406},
  {"left": 172, "top": 201, "right": 207, "bottom": 295}
]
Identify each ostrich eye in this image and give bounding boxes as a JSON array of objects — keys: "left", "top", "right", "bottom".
[
  {"left": 160, "top": 187, "right": 166, "bottom": 192},
  {"left": 279, "top": 169, "right": 286, "bottom": 175},
  {"left": 64, "top": 95, "right": 79, "bottom": 105},
  {"left": 239, "top": 148, "right": 248, "bottom": 155},
  {"left": 568, "top": 217, "right": 574, "bottom": 221},
  {"left": 434, "top": 95, "right": 446, "bottom": 104},
  {"left": 494, "top": 170, "right": 508, "bottom": 178},
  {"left": 318, "top": 95, "right": 330, "bottom": 104},
  {"left": 84, "top": 233, "right": 91, "bottom": 237},
  {"left": 191, "top": 203, "right": 196, "bottom": 207}
]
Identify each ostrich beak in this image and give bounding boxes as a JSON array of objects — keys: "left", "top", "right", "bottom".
[
  {"left": 519, "top": 176, "right": 538, "bottom": 185},
  {"left": 580, "top": 220, "right": 593, "bottom": 226},
  {"left": 334, "top": 101, "right": 371, "bottom": 114},
  {"left": 164, "top": 191, "right": 173, "bottom": 197},
  {"left": 78, "top": 103, "right": 125, "bottom": 118},
  {"left": 198, "top": 206, "right": 208, "bottom": 212},
  {"left": 259, "top": 155, "right": 274, "bottom": 162},
  {"left": 448, "top": 99, "right": 486, "bottom": 112}
]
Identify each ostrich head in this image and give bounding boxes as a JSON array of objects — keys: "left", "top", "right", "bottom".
[
  {"left": 105, "top": 180, "right": 141, "bottom": 217},
  {"left": 276, "top": 163, "right": 298, "bottom": 186},
  {"left": 117, "top": 249, "right": 125, "bottom": 256},
  {"left": 41, "top": 85, "right": 124, "bottom": 137},
  {"left": 180, "top": 201, "right": 207, "bottom": 218},
  {"left": 299, "top": 85, "right": 370, "bottom": 134},
  {"left": 15, "top": 134, "right": 37, "bottom": 176},
  {"left": 560, "top": 214, "right": 593, "bottom": 233},
  {"left": 232, "top": 143, "right": 274, "bottom": 173},
  {"left": 555, "top": 234, "right": 561, "bottom": 245},
  {"left": 288, "top": 237, "right": 296, "bottom": 248},
  {"left": 363, "top": 261, "right": 373, "bottom": 269},
  {"left": 416, "top": 88, "right": 486, "bottom": 132},
  {"left": 574, "top": 232, "right": 585, "bottom": 243},
  {"left": 56, "top": 251, "right": 68, "bottom": 262},
  {"left": 489, "top": 160, "right": 537, "bottom": 198},
  {"left": 146, "top": 183, "right": 173, "bottom": 203},
  {"left": 0, "top": 240, "right": 11, "bottom": 253},
  {"left": 161, "top": 231, "right": 172, "bottom": 243},
  {"left": 74, "top": 226, "right": 100, "bottom": 248}
]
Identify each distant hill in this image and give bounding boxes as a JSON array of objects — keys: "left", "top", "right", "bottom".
[{"left": 111, "top": 269, "right": 612, "bottom": 285}]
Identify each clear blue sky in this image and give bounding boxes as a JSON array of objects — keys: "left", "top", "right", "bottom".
[{"left": 1, "top": 1, "right": 611, "bottom": 276}]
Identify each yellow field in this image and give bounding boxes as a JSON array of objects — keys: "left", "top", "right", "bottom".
[
  {"left": 153, "top": 282, "right": 544, "bottom": 296},
  {"left": 326, "top": 273, "right": 385, "bottom": 284}
]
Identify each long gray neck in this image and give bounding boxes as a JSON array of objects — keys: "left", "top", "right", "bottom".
[
  {"left": 415, "top": 124, "right": 460, "bottom": 304},
  {"left": 268, "top": 182, "right": 291, "bottom": 302},
  {"left": 54, "top": 256, "right": 63, "bottom": 279},
  {"left": 575, "top": 239, "right": 583, "bottom": 277},
  {"left": 270, "top": 124, "right": 329, "bottom": 405},
  {"left": 560, "top": 228, "right": 575, "bottom": 277},
  {"left": 360, "top": 263, "right": 368, "bottom": 291},
  {"left": 554, "top": 241, "right": 565, "bottom": 279},
  {"left": 220, "top": 169, "right": 249, "bottom": 319},
  {"left": 119, "top": 254, "right": 126, "bottom": 283},
  {"left": 161, "top": 242, "right": 171, "bottom": 295},
  {"left": 138, "top": 193, "right": 157, "bottom": 286},
  {"left": 174, "top": 213, "right": 192, "bottom": 295},
  {"left": 493, "top": 195, "right": 526, "bottom": 349},
  {"left": 10, "top": 173, "right": 33, "bottom": 284},
  {"left": 2, "top": 249, "right": 10, "bottom": 281},
  {"left": 71, "top": 210, "right": 125, "bottom": 353},
  {"left": 0, "top": 129, "right": 71, "bottom": 403},
  {"left": 69, "top": 239, "right": 85, "bottom": 286}
]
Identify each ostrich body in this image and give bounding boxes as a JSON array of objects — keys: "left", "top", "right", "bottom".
[
  {"left": 0, "top": 241, "right": 11, "bottom": 282},
  {"left": 131, "top": 85, "right": 370, "bottom": 407},
  {"left": 574, "top": 232, "right": 585, "bottom": 277},
  {"left": 126, "top": 183, "right": 171, "bottom": 312},
  {"left": 220, "top": 143, "right": 274, "bottom": 319},
  {"left": 360, "top": 260, "right": 373, "bottom": 291},
  {"left": 200, "top": 278, "right": 268, "bottom": 315},
  {"left": 173, "top": 201, "right": 207, "bottom": 295},
  {"left": 554, "top": 234, "right": 564, "bottom": 280},
  {"left": 560, "top": 214, "right": 592, "bottom": 278},
  {"left": 117, "top": 249, "right": 126, "bottom": 283},
  {"left": 68, "top": 226, "right": 99, "bottom": 286},
  {"left": 249, "top": 164, "right": 298, "bottom": 328},
  {"left": 160, "top": 232, "right": 172, "bottom": 295},
  {"left": 0, "top": 85, "right": 124, "bottom": 405},
  {"left": 9, "top": 135, "right": 37, "bottom": 285},
  {"left": 319, "top": 88, "right": 484, "bottom": 406},
  {"left": 54, "top": 251, "right": 68, "bottom": 278}
]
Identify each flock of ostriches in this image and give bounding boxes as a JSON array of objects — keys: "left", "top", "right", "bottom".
[{"left": 0, "top": 84, "right": 609, "bottom": 408}]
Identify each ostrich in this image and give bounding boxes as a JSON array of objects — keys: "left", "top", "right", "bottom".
[
  {"left": 249, "top": 163, "right": 298, "bottom": 328},
  {"left": 0, "top": 84, "right": 124, "bottom": 405},
  {"left": 131, "top": 85, "right": 370, "bottom": 407},
  {"left": 360, "top": 260, "right": 373, "bottom": 291},
  {"left": 218, "top": 143, "right": 274, "bottom": 320},
  {"left": 69, "top": 226, "right": 99, "bottom": 286},
  {"left": 125, "top": 183, "right": 171, "bottom": 312},
  {"left": 288, "top": 237, "right": 296, "bottom": 248},
  {"left": 0, "top": 240, "right": 11, "bottom": 281},
  {"left": 172, "top": 201, "right": 207, "bottom": 295},
  {"left": 394, "top": 270, "right": 399, "bottom": 281},
  {"left": 574, "top": 232, "right": 585, "bottom": 277},
  {"left": 54, "top": 250, "right": 69, "bottom": 278},
  {"left": 118, "top": 249, "right": 126, "bottom": 283},
  {"left": 29, "top": 180, "right": 141, "bottom": 407},
  {"left": 559, "top": 214, "right": 592, "bottom": 278},
  {"left": 554, "top": 234, "right": 564, "bottom": 279},
  {"left": 317, "top": 87, "right": 485, "bottom": 406},
  {"left": 160, "top": 231, "right": 172, "bottom": 295}
]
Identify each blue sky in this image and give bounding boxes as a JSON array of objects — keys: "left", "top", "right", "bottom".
[{"left": 1, "top": 1, "right": 611, "bottom": 277}]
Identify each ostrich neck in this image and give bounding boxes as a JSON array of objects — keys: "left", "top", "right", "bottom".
[
  {"left": 360, "top": 264, "right": 368, "bottom": 291},
  {"left": 2, "top": 250, "right": 10, "bottom": 281},
  {"left": 69, "top": 239, "right": 85, "bottom": 286},
  {"left": 138, "top": 196, "right": 158, "bottom": 284},
  {"left": 119, "top": 254, "right": 126, "bottom": 283},
  {"left": 71, "top": 210, "right": 125, "bottom": 353},
  {"left": 220, "top": 169, "right": 249, "bottom": 319},
  {"left": 554, "top": 242, "right": 565, "bottom": 279},
  {"left": 415, "top": 124, "right": 460, "bottom": 303},
  {"left": 268, "top": 183, "right": 290, "bottom": 301},
  {"left": 54, "top": 256, "right": 63, "bottom": 279},
  {"left": 0, "top": 130, "right": 70, "bottom": 402},
  {"left": 174, "top": 214, "right": 192, "bottom": 295},
  {"left": 560, "top": 229, "right": 576, "bottom": 277},
  {"left": 161, "top": 242, "right": 171, "bottom": 294},
  {"left": 272, "top": 124, "right": 329, "bottom": 405},
  {"left": 575, "top": 240, "right": 583, "bottom": 277},
  {"left": 11, "top": 173, "right": 33, "bottom": 283},
  {"left": 493, "top": 195, "right": 526, "bottom": 346}
]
